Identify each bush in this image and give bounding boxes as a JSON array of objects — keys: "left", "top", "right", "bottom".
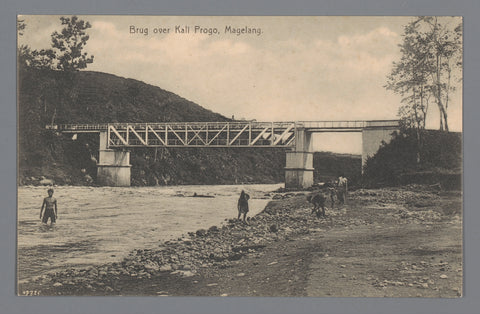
[{"left": 362, "top": 129, "right": 462, "bottom": 188}]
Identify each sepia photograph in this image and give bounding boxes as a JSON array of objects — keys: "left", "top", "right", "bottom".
[{"left": 17, "top": 15, "right": 463, "bottom": 297}]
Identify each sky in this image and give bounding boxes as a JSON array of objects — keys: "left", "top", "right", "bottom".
[{"left": 18, "top": 16, "right": 463, "bottom": 154}]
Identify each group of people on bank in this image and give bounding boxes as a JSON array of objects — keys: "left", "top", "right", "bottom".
[
  {"left": 306, "top": 174, "right": 348, "bottom": 218},
  {"left": 236, "top": 173, "right": 348, "bottom": 223}
]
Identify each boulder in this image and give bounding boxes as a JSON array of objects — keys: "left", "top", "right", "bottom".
[
  {"left": 159, "top": 264, "right": 172, "bottom": 272},
  {"left": 196, "top": 229, "right": 207, "bottom": 237},
  {"left": 170, "top": 270, "right": 195, "bottom": 278},
  {"left": 269, "top": 224, "right": 278, "bottom": 233},
  {"left": 144, "top": 261, "right": 160, "bottom": 272},
  {"left": 208, "top": 225, "right": 219, "bottom": 233},
  {"left": 39, "top": 178, "right": 54, "bottom": 186}
]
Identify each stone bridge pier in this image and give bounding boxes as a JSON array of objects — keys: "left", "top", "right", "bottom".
[
  {"left": 284, "top": 128, "right": 314, "bottom": 189},
  {"left": 97, "top": 132, "right": 131, "bottom": 186}
]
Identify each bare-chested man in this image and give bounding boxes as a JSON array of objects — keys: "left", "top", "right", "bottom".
[{"left": 40, "top": 188, "right": 58, "bottom": 225}]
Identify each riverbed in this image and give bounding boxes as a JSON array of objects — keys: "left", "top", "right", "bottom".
[{"left": 17, "top": 184, "right": 282, "bottom": 283}]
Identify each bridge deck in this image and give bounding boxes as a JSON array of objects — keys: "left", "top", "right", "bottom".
[{"left": 47, "top": 120, "right": 399, "bottom": 148}]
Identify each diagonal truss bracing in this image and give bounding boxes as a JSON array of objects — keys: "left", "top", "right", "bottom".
[{"left": 104, "top": 122, "right": 296, "bottom": 148}]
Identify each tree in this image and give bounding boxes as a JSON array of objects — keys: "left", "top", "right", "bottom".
[
  {"left": 20, "top": 47, "right": 56, "bottom": 70},
  {"left": 421, "top": 17, "right": 462, "bottom": 132},
  {"left": 51, "top": 16, "right": 94, "bottom": 71},
  {"left": 387, "top": 17, "right": 462, "bottom": 132},
  {"left": 47, "top": 16, "right": 95, "bottom": 125},
  {"left": 387, "top": 22, "right": 430, "bottom": 131},
  {"left": 18, "top": 16, "right": 95, "bottom": 126},
  {"left": 17, "top": 18, "right": 55, "bottom": 71},
  {"left": 386, "top": 21, "right": 431, "bottom": 163}
]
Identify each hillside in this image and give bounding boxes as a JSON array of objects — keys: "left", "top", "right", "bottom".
[{"left": 18, "top": 68, "right": 360, "bottom": 186}]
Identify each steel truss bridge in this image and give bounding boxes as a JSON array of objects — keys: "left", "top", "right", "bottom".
[{"left": 49, "top": 120, "right": 399, "bottom": 149}]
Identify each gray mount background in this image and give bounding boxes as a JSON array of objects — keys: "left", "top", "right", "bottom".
[{"left": 1, "top": 1, "right": 479, "bottom": 313}]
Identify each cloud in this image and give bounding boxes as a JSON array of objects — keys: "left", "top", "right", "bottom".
[
  {"left": 337, "top": 27, "right": 399, "bottom": 52},
  {"left": 208, "top": 27, "right": 404, "bottom": 121}
]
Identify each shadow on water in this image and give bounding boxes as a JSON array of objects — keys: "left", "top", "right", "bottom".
[
  {"left": 18, "top": 221, "right": 57, "bottom": 235},
  {"left": 38, "top": 224, "right": 56, "bottom": 232},
  {"left": 18, "top": 220, "right": 37, "bottom": 226}
]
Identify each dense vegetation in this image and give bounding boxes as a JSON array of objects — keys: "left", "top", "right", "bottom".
[{"left": 362, "top": 129, "right": 462, "bottom": 189}]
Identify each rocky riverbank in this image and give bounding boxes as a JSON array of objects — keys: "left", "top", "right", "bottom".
[{"left": 18, "top": 185, "right": 462, "bottom": 297}]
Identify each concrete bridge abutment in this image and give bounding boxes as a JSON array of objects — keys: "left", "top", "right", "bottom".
[
  {"left": 285, "top": 128, "right": 314, "bottom": 189},
  {"left": 97, "top": 132, "right": 131, "bottom": 186}
]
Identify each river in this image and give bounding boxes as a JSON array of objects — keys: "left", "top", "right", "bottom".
[{"left": 17, "top": 183, "right": 282, "bottom": 283}]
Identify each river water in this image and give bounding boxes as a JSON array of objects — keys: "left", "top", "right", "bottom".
[{"left": 17, "top": 184, "right": 282, "bottom": 282}]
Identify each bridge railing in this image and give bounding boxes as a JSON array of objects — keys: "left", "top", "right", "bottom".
[
  {"left": 49, "top": 121, "right": 297, "bottom": 132},
  {"left": 298, "top": 120, "right": 367, "bottom": 129},
  {"left": 297, "top": 120, "right": 399, "bottom": 129},
  {"left": 47, "top": 124, "right": 108, "bottom": 131},
  {"left": 364, "top": 120, "right": 400, "bottom": 128}
]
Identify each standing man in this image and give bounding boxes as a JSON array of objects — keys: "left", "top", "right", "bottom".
[
  {"left": 40, "top": 188, "right": 58, "bottom": 225},
  {"left": 237, "top": 190, "right": 250, "bottom": 223},
  {"left": 337, "top": 174, "right": 348, "bottom": 205}
]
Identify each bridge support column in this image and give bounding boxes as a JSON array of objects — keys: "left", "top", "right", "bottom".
[
  {"left": 97, "top": 132, "right": 131, "bottom": 186},
  {"left": 361, "top": 127, "right": 398, "bottom": 172},
  {"left": 285, "top": 128, "right": 314, "bottom": 189}
]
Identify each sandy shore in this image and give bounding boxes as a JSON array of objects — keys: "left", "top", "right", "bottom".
[{"left": 18, "top": 185, "right": 462, "bottom": 297}]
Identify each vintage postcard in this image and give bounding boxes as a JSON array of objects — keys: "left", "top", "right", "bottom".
[{"left": 17, "top": 15, "right": 462, "bottom": 297}]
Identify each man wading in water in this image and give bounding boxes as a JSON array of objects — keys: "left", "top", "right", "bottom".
[
  {"left": 237, "top": 190, "right": 250, "bottom": 223},
  {"left": 40, "top": 188, "right": 58, "bottom": 225}
]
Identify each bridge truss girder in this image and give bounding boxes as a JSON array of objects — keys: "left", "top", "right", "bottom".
[{"left": 105, "top": 122, "right": 296, "bottom": 148}]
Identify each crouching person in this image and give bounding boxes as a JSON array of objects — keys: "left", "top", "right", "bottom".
[{"left": 306, "top": 192, "right": 326, "bottom": 218}]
